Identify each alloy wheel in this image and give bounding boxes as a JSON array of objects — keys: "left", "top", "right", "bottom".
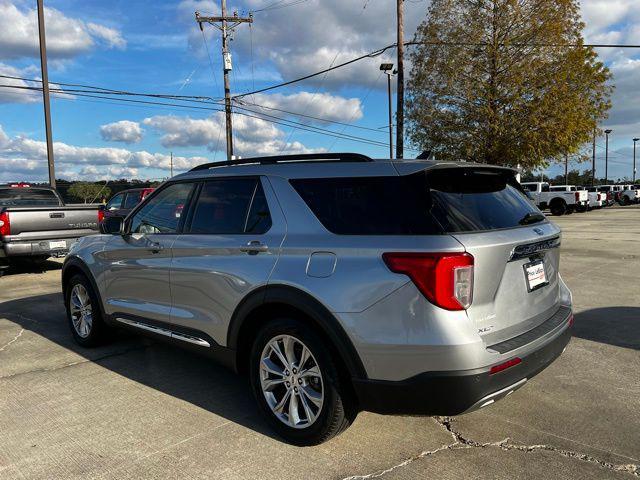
[
  {"left": 69, "top": 284, "right": 93, "bottom": 338},
  {"left": 259, "top": 334, "right": 324, "bottom": 429}
]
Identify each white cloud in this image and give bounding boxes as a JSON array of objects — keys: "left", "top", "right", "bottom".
[
  {"left": 248, "top": 92, "right": 363, "bottom": 124},
  {"left": 86, "top": 22, "right": 126, "bottom": 50},
  {"left": 143, "top": 112, "right": 322, "bottom": 156},
  {"left": 0, "top": 124, "right": 208, "bottom": 182},
  {"left": 100, "top": 120, "right": 144, "bottom": 144},
  {"left": 0, "top": 1, "right": 126, "bottom": 60}
]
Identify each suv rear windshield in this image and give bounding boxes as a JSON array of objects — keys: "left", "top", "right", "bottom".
[
  {"left": 0, "top": 188, "right": 61, "bottom": 207},
  {"left": 290, "top": 169, "right": 541, "bottom": 234}
]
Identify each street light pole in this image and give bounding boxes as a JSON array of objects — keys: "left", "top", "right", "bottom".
[
  {"left": 633, "top": 138, "right": 639, "bottom": 183},
  {"left": 380, "top": 63, "right": 395, "bottom": 159},
  {"left": 604, "top": 129, "right": 612, "bottom": 184}
]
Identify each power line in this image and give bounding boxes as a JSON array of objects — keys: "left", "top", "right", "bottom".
[
  {"left": 0, "top": 74, "right": 388, "bottom": 135},
  {"left": 233, "top": 40, "right": 640, "bottom": 99},
  {"left": 252, "top": 0, "right": 310, "bottom": 13},
  {"left": 0, "top": 83, "right": 406, "bottom": 151}
]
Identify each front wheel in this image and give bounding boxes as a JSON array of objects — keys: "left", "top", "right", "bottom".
[
  {"left": 249, "top": 318, "right": 356, "bottom": 445},
  {"left": 65, "top": 274, "right": 110, "bottom": 347}
]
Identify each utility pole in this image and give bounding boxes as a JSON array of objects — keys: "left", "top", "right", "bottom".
[
  {"left": 633, "top": 138, "right": 639, "bottom": 183},
  {"left": 36, "top": 0, "right": 55, "bottom": 188},
  {"left": 170, "top": 151, "right": 174, "bottom": 177},
  {"left": 196, "top": 5, "right": 252, "bottom": 161},
  {"left": 591, "top": 127, "right": 596, "bottom": 185},
  {"left": 395, "top": 0, "right": 404, "bottom": 159},
  {"left": 564, "top": 153, "right": 568, "bottom": 185},
  {"left": 604, "top": 129, "right": 612, "bottom": 184}
]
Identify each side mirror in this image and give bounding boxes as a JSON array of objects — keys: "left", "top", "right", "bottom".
[{"left": 101, "top": 216, "right": 124, "bottom": 234}]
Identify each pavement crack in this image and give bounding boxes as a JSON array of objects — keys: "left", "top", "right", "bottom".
[
  {"left": 0, "top": 328, "right": 24, "bottom": 353},
  {"left": 0, "top": 345, "right": 148, "bottom": 380},
  {"left": 342, "top": 417, "right": 639, "bottom": 479},
  {"left": 435, "top": 416, "right": 639, "bottom": 477},
  {"left": 340, "top": 442, "right": 460, "bottom": 480}
]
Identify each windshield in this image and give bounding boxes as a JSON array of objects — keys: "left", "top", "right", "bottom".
[{"left": 0, "top": 189, "right": 61, "bottom": 207}]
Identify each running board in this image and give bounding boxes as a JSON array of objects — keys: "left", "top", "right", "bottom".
[{"left": 115, "top": 317, "right": 211, "bottom": 348}]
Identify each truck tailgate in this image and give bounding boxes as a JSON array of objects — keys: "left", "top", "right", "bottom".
[{"left": 1, "top": 206, "right": 100, "bottom": 242}]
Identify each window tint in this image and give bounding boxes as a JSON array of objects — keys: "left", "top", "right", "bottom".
[
  {"left": 541, "top": 184, "right": 550, "bottom": 192},
  {"left": 522, "top": 184, "right": 537, "bottom": 192},
  {"left": 123, "top": 192, "right": 141, "bottom": 209},
  {"left": 291, "top": 169, "right": 541, "bottom": 235},
  {"left": 245, "top": 182, "right": 272, "bottom": 234},
  {"left": 189, "top": 178, "right": 262, "bottom": 234},
  {"left": 427, "top": 169, "right": 543, "bottom": 232},
  {"left": 129, "top": 183, "right": 193, "bottom": 234},
  {"left": 291, "top": 175, "right": 442, "bottom": 235},
  {"left": 0, "top": 188, "right": 61, "bottom": 207},
  {"left": 106, "top": 193, "right": 124, "bottom": 210}
]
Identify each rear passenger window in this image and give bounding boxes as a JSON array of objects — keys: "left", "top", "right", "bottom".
[
  {"left": 122, "top": 192, "right": 140, "bottom": 209},
  {"left": 189, "top": 178, "right": 271, "bottom": 234},
  {"left": 291, "top": 169, "right": 541, "bottom": 235}
]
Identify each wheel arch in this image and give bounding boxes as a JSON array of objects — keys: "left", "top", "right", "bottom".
[
  {"left": 62, "top": 257, "right": 107, "bottom": 319},
  {"left": 228, "top": 284, "right": 368, "bottom": 381}
]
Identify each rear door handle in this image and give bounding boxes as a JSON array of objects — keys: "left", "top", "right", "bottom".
[{"left": 239, "top": 240, "right": 268, "bottom": 254}]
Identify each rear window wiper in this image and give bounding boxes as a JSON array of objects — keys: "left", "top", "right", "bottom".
[{"left": 519, "top": 212, "right": 546, "bottom": 225}]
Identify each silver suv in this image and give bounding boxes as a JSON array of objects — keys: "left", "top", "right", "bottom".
[{"left": 62, "top": 153, "right": 573, "bottom": 445}]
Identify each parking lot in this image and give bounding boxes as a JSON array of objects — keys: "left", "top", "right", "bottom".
[{"left": 0, "top": 205, "right": 638, "bottom": 480}]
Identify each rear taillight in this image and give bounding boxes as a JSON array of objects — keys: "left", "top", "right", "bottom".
[
  {"left": 382, "top": 252, "right": 474, "bottom": 311},
  {"left": 574, "top": 192, "right": 580, "bottom": 202},
  {"left": 0, "top": 211, "right": 10, "bottom": 236},
  {"left": 98, "top": 209, "right": 105, "bottom": 223}
]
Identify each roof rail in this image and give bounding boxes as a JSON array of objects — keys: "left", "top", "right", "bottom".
[{"left": 189, "top": 152, "right": 372, "bottom": 172}]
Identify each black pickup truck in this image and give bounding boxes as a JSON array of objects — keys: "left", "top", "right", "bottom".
[{"left": 0, "top": 185, "right": 101, "bottom": 274}]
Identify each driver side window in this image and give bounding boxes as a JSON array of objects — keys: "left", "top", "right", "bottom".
[
  {"left": 106, "top": 193, "right": 124, "bottom": 210},
  {"left": 129, "top": 183, "right": 194, "bottom": 234}
]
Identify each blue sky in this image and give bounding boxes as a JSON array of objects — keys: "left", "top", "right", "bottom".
[{"left": 1, "top": 0, "right": 639, "bottom": 183}]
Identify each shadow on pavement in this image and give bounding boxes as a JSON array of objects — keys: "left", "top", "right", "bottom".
[
  {"left": 0, "top": 292, "right": 280, "bottom": 442},
  {"left": 573, "top": 307, "right": 640, "bottom": 351},
  {"left": 0, "top": 259, "right": 62, "bottom": 277}
]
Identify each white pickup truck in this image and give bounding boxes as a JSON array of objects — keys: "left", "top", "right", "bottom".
[
  {"left": 521, "top": 182, "right": 589, "bottom": 215},
  {"left": 619, "top": 185, "right": 639, "bottom": 205},
  {"left": 576, "top": 186, "right": 605, "bottom": 209}
]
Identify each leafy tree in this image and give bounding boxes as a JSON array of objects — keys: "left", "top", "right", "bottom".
[
  {"left": 406, "top": 0, "right": 612, "bottom": 169},
  {"left": 67, "top": 182, "right": 111, "bottom": 204}
]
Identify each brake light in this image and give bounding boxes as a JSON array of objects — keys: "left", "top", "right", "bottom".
[
  {"left": 489, "top": 357, "right": 521, "bottom": 375},
  {"left": 0, "top": 211, "right": 10, "bottom": 236},
  {"left": 382, "top": 252, "right": 474, "bottom": 310},
  {"left": 98, "top": 209, "right": 105, "bottom": 223},
  {"left": 574, "top": 191, "right": 580, "bottom": 202}
]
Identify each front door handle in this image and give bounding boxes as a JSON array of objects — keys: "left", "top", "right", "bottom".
[
  {"left": 239, "top": 240, "right": 268, "bottom": 255},
  {"left": 148, "top": 242, "right": 164, "bottom": 254}
]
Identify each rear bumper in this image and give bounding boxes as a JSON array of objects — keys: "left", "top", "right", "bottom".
[
  {"left": 1, "top": 237, "right": 79, "bottom": 258},
  {"left": 353, "top": 311, "right": 572, "bottom": 416}
]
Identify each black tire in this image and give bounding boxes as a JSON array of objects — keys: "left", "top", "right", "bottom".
[
  {"left": 249, "top": 317, "right": 356, "bottom": 446},
  {"left": 64, "top": 274, "right": 110, "bottom": 347},
  {"left": 549, "top": 200, "right": 567, "bottom": 216}
]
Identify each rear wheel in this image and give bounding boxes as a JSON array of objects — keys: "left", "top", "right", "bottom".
[
  {"left": 549, "top": 199, "right": 567, "bottom": 216},
  {"left": 249, "top": 317, "right": 355, "bottom": 445},
  {"left": 65, "top": 274, "right": 110, "bottom": 347}
]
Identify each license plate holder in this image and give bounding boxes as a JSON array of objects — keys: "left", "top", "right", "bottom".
[
  {"left": 49, "top": 240, "right": 67, "bottom": 250},
  {"left": 523, "top": 259, "right": 548, "bottom": 292}
]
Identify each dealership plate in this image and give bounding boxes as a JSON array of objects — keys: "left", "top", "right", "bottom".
[
  {"left": 524, "top": 259, "right": 547, "bottom": 292},
  {"left": 49, "top": 240, "right": 67, "bottom": 250}
]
